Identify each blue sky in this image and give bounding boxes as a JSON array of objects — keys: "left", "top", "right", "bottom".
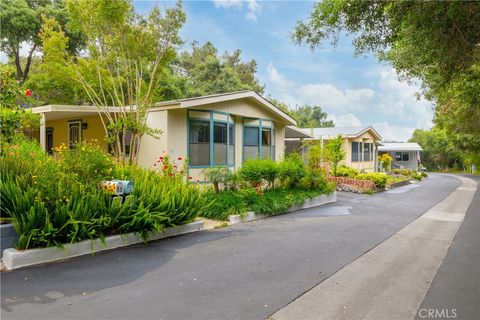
[
  {"left": 1, "top": 0, "right": 434, "bottom": 141},
  {"left": 136, "top": 0, "right": 435, "bottom": 141}
]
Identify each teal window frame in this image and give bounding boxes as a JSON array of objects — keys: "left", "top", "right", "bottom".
[
  {"left": 242, "top": 118, "right": 275, "bottom": 162},
  {"left": 187, "top": 109, "right": 235, "bottom": 169}
]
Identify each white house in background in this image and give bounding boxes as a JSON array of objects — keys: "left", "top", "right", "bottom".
[
  {"left": 378, "top": 142, "right": 423, "bottom": 171},
  {"left": 285, "top": 126, "right": 383, "bottom": 173}
]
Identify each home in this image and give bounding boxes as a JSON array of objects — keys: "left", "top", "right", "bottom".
[
  {"left": 31, "top": 91, "right": 303, "bottom": 181},
  {"left": 378, "top": 142, "right": 423, "bottom": 171},
  {"left": 285, "top": 126, "right": 383, "bottom": 173}
]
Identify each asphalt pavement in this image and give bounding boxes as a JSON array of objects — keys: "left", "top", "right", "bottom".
[
  {"left": 414, "top": 174, "right": 480, "bottom": 320},
  {"left": 0, "top": 174, "right": 466, "bottom": 320}
]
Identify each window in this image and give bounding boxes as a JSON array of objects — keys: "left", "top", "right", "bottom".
[
  {"left": 262, "top": 128, "right": 272, "bottom": 159},
  {"left": 228, "top": 124, "right": 234, "bottom": 165},
  {"left": 402, "top": 152, "right": 409, "bottom": 161},
  {"left": 188, "top": 112, "right": 235, "bottom": 167},
  {"left": 352, "top": 142, "right": 360, "bottom": 162},
  {"left": 244, "top": 126, "right": 259, "bottom": 160},
  {"left": 364, "top": 143, "right": 371, "bottom": 161},
  {"left": 395, "top": 152, "right": 402, "bottom": 161},
  {"left": 68, "top": 121, "right": 82, "bottom": 148},
  {"left": 189, "top": 120, "right": 210, "bottom": 166},
  {"left": 214, "top": 122, "right": 227, "bottom": 165}
]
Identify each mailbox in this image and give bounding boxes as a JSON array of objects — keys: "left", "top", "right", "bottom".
[
  {"left": 111, "top": 180, "right": 134, "bottom": 195},
  {"left": 99, "top": 180, "right": 124, "bottom": 195}
]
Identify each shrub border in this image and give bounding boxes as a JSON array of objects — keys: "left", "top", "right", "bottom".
[
  {"left": 228, "top": 192, "right": 337, "bottom": 224},
  {"left": 2, "top": 221, "right": 204, "bottom": 271}
]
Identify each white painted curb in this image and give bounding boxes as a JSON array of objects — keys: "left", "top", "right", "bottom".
[
  {"left": 2, "top": 221, "right": 203, "bottom": 270},
  {"left": 228, "top": 192, "right": 337, "bottom": 224}
]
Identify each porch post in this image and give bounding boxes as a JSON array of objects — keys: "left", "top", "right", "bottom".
[{"left": 39, "top": 112, "right": 46, "bottom": 151}]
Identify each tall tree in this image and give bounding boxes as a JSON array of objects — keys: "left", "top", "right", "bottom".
[
  {"left": 293, "top": 1, "right": 480, "bottom": 153},
  {"left": 0, "top": 0, "right": 84, "bottom": 84},
  {"left": 270, "top": 98, "right": 334, "bottom": 128},
  {"left": 164, "top": 42, "right": 264, "bottom": 98},
  {"left": 41, "top": 0, "right": 186, "bottom": 164}
]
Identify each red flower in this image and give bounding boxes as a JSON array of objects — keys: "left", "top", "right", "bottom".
[
  {"left": 188, "top": 176, "right": 193, "bottom": 180},
  {"left": 25, "top": 89, "right": 32, "bottom": 97},
  {"left": 173, "top": 165, "right": 177, "bottom": 168},
  {"left": 159, "top": 156, "right": 164, "bottom": 160},
  {"left": 177, "top": 156, "right": 183, "bottom": 161}
]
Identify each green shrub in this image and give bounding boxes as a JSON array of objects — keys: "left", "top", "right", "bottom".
[
  {"left": 202, "top": 166, "right": 231, "bottom": 193},
  {"left": 356, "top": 173, "right": 388, "bottom": 188},
  {"left": 1, "top": 140, "right": 204, "bottom": 249},
  {"left": 411, "top": 172, "right": 423, "bottom": 180},
  {"left": 278, "top": 153, "right": 307, "bottom": 188},
  {"left": 335, "top": 165, "right": 359, "bottom": 178},
  {"left": 56, "top": 140, "right": 115, "bottom": 189},
  {"left": 240, "top": 159, "right": 277, "bottom": 188},
  {"left": 200, "top": 191, "right": 246, "bottom": 220},
  {"left": 421, "top": 172, "right": 428, "bottom": 177}
]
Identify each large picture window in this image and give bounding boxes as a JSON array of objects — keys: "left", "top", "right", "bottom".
[
  {"left": 242, "top": 120, "right": 275, "bottom": 161},
  {"left": 363, "top": 143, "right": 371, "bottom": 161},
  {"left": 189, "top": 120, "right": 210, "bottom": 166},
  {"left": 262, "top": 128, "right": 272, "bottom": 159},
  {"left": 188, "top": 111, "right": 235, "bottom": 167},
  {"left": 244, "top": 126, "right": 259, "bottom": 160},
  {"left": 352, "top": 141, "right": 360, "bottom": 162},
  {"left": 214, "top": 122, "right": 227, "bottom": 165}
]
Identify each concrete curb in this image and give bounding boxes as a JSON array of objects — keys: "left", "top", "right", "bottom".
[
  {"left": 385, "top": 179, "right": 411, "bottom": 190},
  {"left": 228, "top": 192, "right": 337, "bottom": 224},
  {"left": 2, "top": 221, "right": 203, "bottom": 271}
]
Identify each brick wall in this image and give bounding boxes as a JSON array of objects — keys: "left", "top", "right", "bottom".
[{"left": 327, "top": 176, "right": 375, "bottom": 190}]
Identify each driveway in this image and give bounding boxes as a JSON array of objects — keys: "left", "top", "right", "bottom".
[{"left": 0, "top": 174, "right": 465, "bottom": 319}]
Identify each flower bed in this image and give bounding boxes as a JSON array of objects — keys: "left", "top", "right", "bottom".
[
  {"left": 199, "top": 153, "right": 336, "bottom": 221},
  {"left": 327, "top": 176, "right": 375, "bottom": 193},
  {"left": 0, "top": 138, "right": 204, "bottom": 250}
]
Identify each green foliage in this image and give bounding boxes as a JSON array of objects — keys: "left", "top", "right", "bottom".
[
  {"left": 335, "top": 165, "right": 359, "bottom": 178},
  {"left": 325, "top": 135, "right": 345, "bottom": 176},
  {"left": 200, "top": 191, "right": 246, "bottom": 221},
  {"left": 0, "top": 0, "right": 84, "bottom": 83},
  {"left": 164, "top": 41, "right": 264, "bottom": 99},
  {"left": 294, "top": 0, "right": 480, "bottom": 157},
  {"left": 278, "top": 152, "right": 307, "bottom": 188},
  {"left": 356, "top": 173, "right": 388, "bottom": 188},
  {"left": 202, "top": 166, "right": 231, "bottom": 193},
  {"left": 55, "top": 141, "right": 115, "bottom": 189},
  {"left": 0, "top": 64, "right": 21, "bottom": 107},
  {"left": 409, "top": 128, "right": 464, "bottom": 170},
  {"left": 378, "top": 153, "right": 393, "bottom": 172},
  {"left": 1, "top": 139, "right": 203, "bottom": 249},
  {"left": 411, "top": 172, "right": 423, "bottom": 181},
  {"left": 240, "top": 159, "right": 278, "bottom": 189},
  {"left": 0, "top": 108, "right": 40, "bottom": 145},
  {"left": 270, "top": 98, "right": 334, "bottom": 129}
]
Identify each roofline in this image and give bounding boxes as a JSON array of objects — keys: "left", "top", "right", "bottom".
[
  {"left": 29, "top": 105, "right": 125, "bottom": 113},
  {"left": 152, "top": 91, "right": 297, "bottom": 125}
]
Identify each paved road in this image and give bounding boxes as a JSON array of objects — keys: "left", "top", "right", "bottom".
[
  {"left": 0, "top": 174, "right": 464, "bottom": 319},
  {"left": 415, "top": 174, "right": 480, "bottom": 320}
]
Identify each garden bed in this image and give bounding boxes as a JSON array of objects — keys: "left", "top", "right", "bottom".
[
  {"left": 2, "top": 221, "right": 203, "bottom": 270},
  {"left": 228, "top": 192, "right": 337, "bottom": 224}
]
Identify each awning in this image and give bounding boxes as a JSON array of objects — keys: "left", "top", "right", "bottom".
[{"left": 285, "top": 126, "right": 312, "bottom": 139}]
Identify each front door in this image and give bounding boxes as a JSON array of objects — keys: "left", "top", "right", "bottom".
[
  {"left": 46, "top": 127, "right": 54, "bottom": 154},
  {"left": 68, "top": 121, "right": 82, "bottom": 148}
]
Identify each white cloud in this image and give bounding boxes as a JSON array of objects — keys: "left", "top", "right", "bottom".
[
  {"left": 211, "top": 0, "right": 261, "bottom": 21},
  {"left": 328, "top": 113, "right": 363, "bottom": 127},
  {"left": 297, "top": 84, "right": 375, "bottom": 113},
  {"left": 246, "top": 0, "right": 261, "bottom": 20},
  {"left": 265, "top": 62, "right": 434, "bottom": 142},
  {"left": 212, "top": 0, "right": 243, "bottom": 9},
  {"left": 372, "top": 122, "right": 415, "bottom": 142}
]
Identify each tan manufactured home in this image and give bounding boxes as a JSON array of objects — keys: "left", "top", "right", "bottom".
[
  {"left": 31, "top": 91, "right": 302, "bottom": 181},
  {"left": 286, "top": 126, "right": 383, "bottom": 173}
]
